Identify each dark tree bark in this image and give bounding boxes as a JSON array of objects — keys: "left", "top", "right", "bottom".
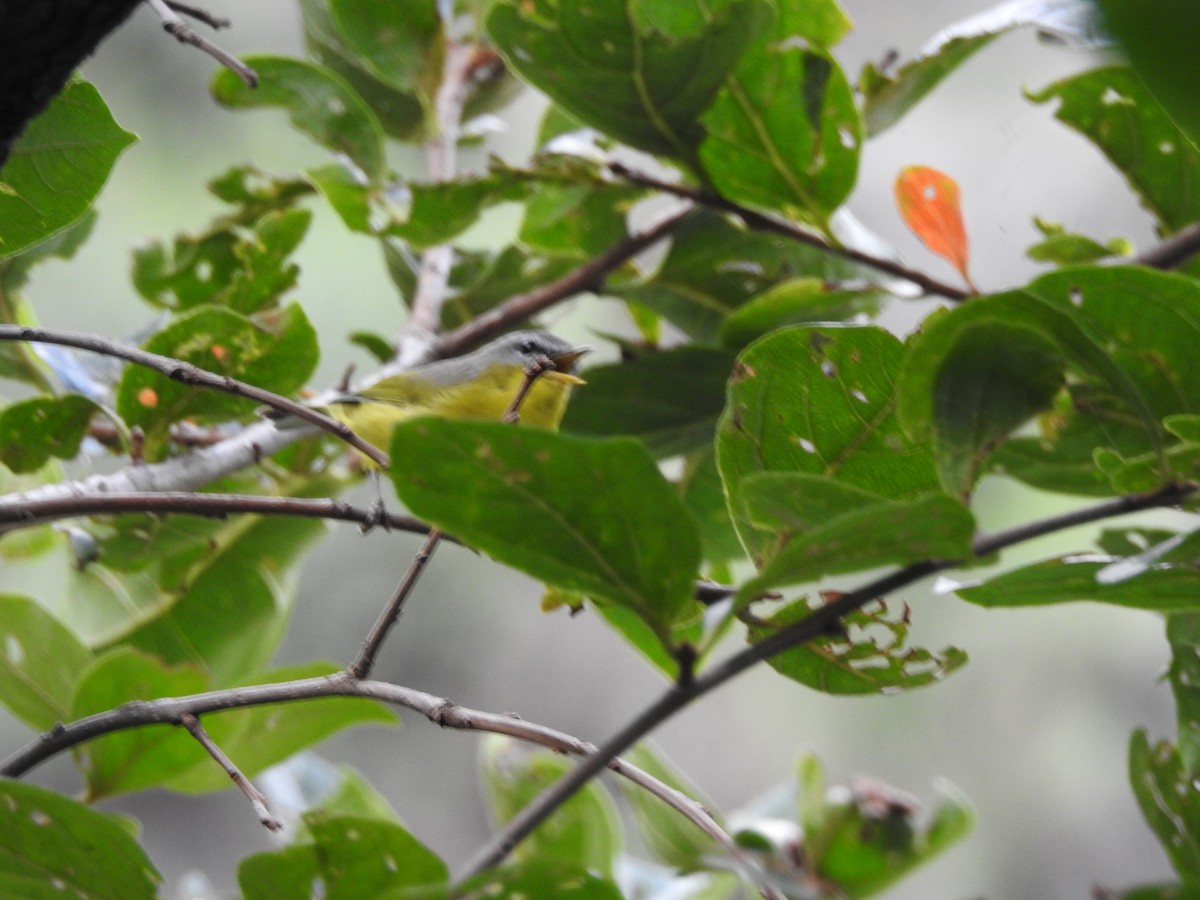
[{"left": 0, "top": 0, "right": 144, "bottom": 166}]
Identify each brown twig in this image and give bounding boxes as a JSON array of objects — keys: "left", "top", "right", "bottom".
[
  {"left": 436, "top": 204, "right": 695, "bottom": 357},
  {"left": 1134, "top": 222, "right": 1200, "bottom": 270},
  {"left": 145, "top": 0, "right": 257, "bottom": 87},
  {"left": 180, "top": 712, "right": 280, "bottom": 831},
  {"left": 607, "top": 162, "right": 971, "bottom": 302},
  {"left": 163, "top": 1, "right": 229, "bottom": 29},
  {"left": 456, "top": 480, "right": 1200, "bottom": 878},
  {"left": 0, "top": 324, "right": 388, "bottom": 467}
]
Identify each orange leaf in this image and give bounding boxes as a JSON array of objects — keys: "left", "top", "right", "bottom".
[{"left": 894, "top": 165, "right": 975, "bottom": 291}]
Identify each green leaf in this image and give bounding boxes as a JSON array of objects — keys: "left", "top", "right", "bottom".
[
  {"left": 860, "top": 33, "right": 999, "bottom": 136},
  {"left": 481, "top": 738, "right": 622, "bottom": 877},
  {"left": 0, "top": 780, "right": 160, "bottom": 899},
  {"left": 212, "top": 56, "right": 387, "bottom": 182},
  {"left": 72, "top": 648, "right": 211, "bottom": 800},
  {"left": 132, "top": 208, "right": 312, "bottom": 312},
  {"left": 750, "top": 592, "right": 969, "bottom": 694},
  {"left": 306, "top": 161, "right": 373, "bottom": 233},
  {"left": 957, "top": 552, "right": 1200, "bottom": 612},
  {"left": 561, "top": 346, "right": 735, "bottom": 457},
  {"left": 1030, "top": 66, "right": 1200, "bottom": 233},
  {"left": 1027, "top": 218, "right": 1132, "bottom": 266},
  {"left": 1168, "top": 613, "right": 1200, "bottom": 774},
  {"left": 0, "top": 595, "right": 92, "bottom": 730},
  {"left": 163, "top": 663, "right": 397, "bottom": 794},
  {"left": 615, "top": 209, "right": 871, "bottom": 344},
  {"left": 678, "top": 447, "right": 744, "bottom": 565},
  {"left": 737, "top": 493, "right": 975, "bottom": 603},
  {"left": 618, "top": 743, "right": 721, "bottom": 869},
  {"left": 390, "top": 421, "right": 701, "bottom": 642},
  {"left": 486, "top": 0, "right": 774, "bottom": 166},
  {"left": 700, "top": 43, "right": 860, "bottom": 226},
  {"left": 718, "top": 277, "right": 884, "bottom": 349},
  {"left": 328, "top": 0, "right": 443, "bottom": 95},
  {"left": 387, "top": 174, "right": 531, "bottom": 248},
  {"left": 1129, "top": 730, "right": 1200, "bottom": 883},
  {"left": 0, "top": 394, "right": 101, "bottom": 473},
  {"left": 739, "top": 471, "right": 884, "bottom": 533},
  {"left": 239, "top": 815, "right": 448, "bottom": 900},
  {"left": 520, "top": 181, "right": 641, "bottom": 258},
  {"left": 115, "top": 304, "right": 318, "bottom": 456},
  {"left": 0, "top": 80, "right": 136, "bottom": 260},
  {"left": 716, "top": 326, "right": 939, "bottom": 564},
  {"left": 300, "top": 0, "right": 425, "bottom": 141},
  {"left": 120, "top": 505, "right": 327, "bottom": 684},
  {"left": 1097, "top": 0, "right": 1200, "bottom": 151}
]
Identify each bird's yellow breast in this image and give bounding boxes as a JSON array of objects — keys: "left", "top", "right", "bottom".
[{"left": 327, "top": 363, "right": 578, "bottom": 462}]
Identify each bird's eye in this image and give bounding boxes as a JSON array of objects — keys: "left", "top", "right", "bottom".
[{"left": 518, "top": 339, "right": 535, "bottom": 354}]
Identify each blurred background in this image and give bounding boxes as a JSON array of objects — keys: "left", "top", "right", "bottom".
[{"left": 0, "top": 0, "right": 1182, "bottom": 896}]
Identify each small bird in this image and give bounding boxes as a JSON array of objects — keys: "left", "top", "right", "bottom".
[{"left": 325, "top": 330, "right": 590, "bottom": 456}]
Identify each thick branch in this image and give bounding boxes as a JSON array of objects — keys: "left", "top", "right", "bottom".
[
  {"left": 435, "top": 204, "right": 695, "bottom": 357},
  {"left": 457, "top": 480, "right": 1200, "bottom": 877},
  {"left": 0, "top": 491, "right": 434, "bottom": 538}
]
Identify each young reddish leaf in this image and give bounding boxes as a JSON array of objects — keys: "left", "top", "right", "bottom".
[{"left": 894, "top": 165, "right": 976, "bottom": 291}]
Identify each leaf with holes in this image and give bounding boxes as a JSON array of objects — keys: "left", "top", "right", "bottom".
[
  {"left": 716, "top": 326, "right": 939, "bottom": 564},
  {"left": 895, "top": 166, "right": 974, "bottom": 290}
]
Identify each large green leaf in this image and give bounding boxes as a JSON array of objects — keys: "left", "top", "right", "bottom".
[
  {"left": 1030, "top": 65, "right": 1200, "bottom": 233},
  {"left": 389, "top": 420, "right": 701, "bottom": 642},
  {"left": 1098, "top": 0, "right": 1200, "bottom": 151},
  {"left": 212, "top": 56, "right": 386, "bottom": 182},
  {"left": 700, "top": 40, "right": 860, "bottom": 226},
  {"left": 561, "top": 346, "right": 735, "bottom": 457},
  {"left": 328, "top": 0, "right": 443, "bottom": 96},
  {"left": 617, "top": 743, "right": 721, "bottom": 870},
  {"left": 0, "top": 595, "right": 92, "bottom": 730},
  {"left": 486, "top": 0, "right": 774, "bottom": 165},
  {"left": 0, "top": 80, "right": 135, "bottom": 260},
  {"left": 0, "top": 780, "right": 160, "bottom": 898},
  {"left": 716, "top": 326, "right": 939, "bottom": 564}
]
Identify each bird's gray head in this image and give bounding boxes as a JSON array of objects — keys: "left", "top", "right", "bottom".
[{"left": 476, "top": 330, "right": 590, "bottom": 375}]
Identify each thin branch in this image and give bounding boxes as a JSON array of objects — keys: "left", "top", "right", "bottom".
[
  {"left": 347, "top": 359, "right": 556, "bottom": 679},
  {"left": 348, "top": 528, "right": 442, "bottom": 679},
  {"left": 457, "top": 480, "right": 1200, "bottom": 878},
  {"left": 145, "top": 0, "right": 258, "bottom": 87},
  {"left": 0, "top": 673, "right": 744, "bottom": 882},
  {"left": 1134, "top": 222, "right": 1200, "bottom": 270},
  {"left": 607, "top": 162, "right": 971, "bottom": 302},
  {"left": 0, "top": 491, "right": 435, "bottom": 538},
  {"left": 436, "top": 204, "right": 696, "bottom": 357},
  {"left": 0, "top": 324, "right": 388, "bottom": 467},
  {"left": 163, "top": 1, "right": 229, "bottom": 29},
  {"left": 180, "top": 713, "right": 280, "bottom": 831}
]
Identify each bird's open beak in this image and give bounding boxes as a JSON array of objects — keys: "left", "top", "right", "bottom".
[{"left": 546, "top": 346, "right": 591, "bottom": 384}]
